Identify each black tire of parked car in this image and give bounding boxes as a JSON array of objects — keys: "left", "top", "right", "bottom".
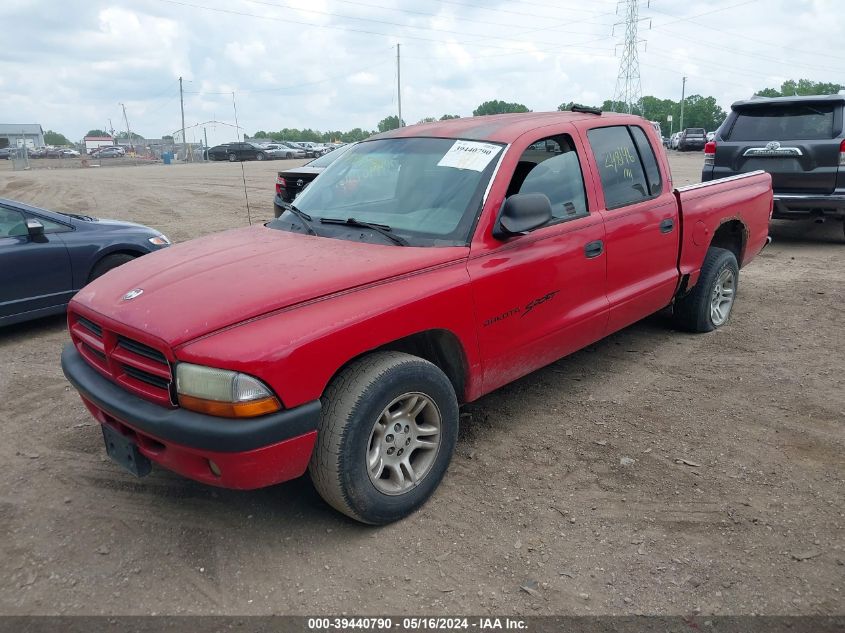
[
  {"left": 228, "top": 153, "right": 238, "bottom": 162},
  {"left": 285, "top": 152, "right": 292, "bottom": 159},
  {"left": 309, "top": 351, "right": 459, "bottom": 525},
  {"left": 672, "top": 247, "right": 739, "bottom": 333},
  {"left": 256, "top": 152, "right": 266, "bottom": 161},
  {"left": 88, "top": 253, "right": 137, "bottom": 283}
]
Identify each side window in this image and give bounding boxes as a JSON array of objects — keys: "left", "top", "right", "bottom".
[
  {"left": 629, "top": 126, "right": 663, "bottom": 195},
  {"left": 0, "top": 207, "right": 28, "bottom": 238},
  {"left": 505, "top": 134, "right": 588, "bottom": 225},
  {"left": 587, "top": 126, "right": 650, "bottom": 209},
  {"left": 34, "top": 215, "right": 72, "bottom": 234}
]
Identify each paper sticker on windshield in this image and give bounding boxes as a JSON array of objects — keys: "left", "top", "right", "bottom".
[{"left": 437, "top": 140, "right": 501, "bottom": 172}]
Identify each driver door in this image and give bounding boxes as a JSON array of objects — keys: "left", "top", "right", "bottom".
[{"left": 0, "top": 206, "right": 73, "bottom": 320}]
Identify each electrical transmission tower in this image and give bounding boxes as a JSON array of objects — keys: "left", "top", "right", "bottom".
[{"left": 612, "top": 0, "right": 650, "bottom": 115}]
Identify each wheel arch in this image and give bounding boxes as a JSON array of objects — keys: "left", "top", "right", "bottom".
[
  {"left": 709, "top": 218, "right": 747, "bottom": 266},
  {"left": 85, "top": 246, "right": 147, "bottom": 283},
  {"left": 325, "top": 329, "right": 470, "bottom": 405}
]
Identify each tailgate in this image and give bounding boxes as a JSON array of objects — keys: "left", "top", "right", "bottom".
[{"left": 717, "top": 102, "right": 842, "bottom": 194}]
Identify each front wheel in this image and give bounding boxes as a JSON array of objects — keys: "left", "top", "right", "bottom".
[
  {"left": 672, "top": 247, "right": 739, "bottom": 333},
  {"left": 309, "top": 352, "right": 459, "bottom": 525},
  {"left": 285, "top": 152, "right": 292, "bottom": 159},
  {"left": 256, "top": 152, "right": 265, "bottom": 161},
  {"left": 228, "top": 153, "right": 238, "bottom": 162},
  {"left": 88, "top": 253, "right": 136, "bottom": 283}
]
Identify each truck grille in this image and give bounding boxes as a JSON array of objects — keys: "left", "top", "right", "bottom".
[{"left": 69, "top": 311, "right": 174, "bottom": 407}]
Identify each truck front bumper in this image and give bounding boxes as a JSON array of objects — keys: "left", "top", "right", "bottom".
[{"left": 61, "top": 344, "right": 320, "bottom": 490}]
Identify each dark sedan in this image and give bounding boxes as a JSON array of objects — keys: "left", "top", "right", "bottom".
[
  {"left": 0, "top": 198, "right": 171, "bottom": 327},
  {"left": 207, "top": 142, "right": 269, "bottom": 162},
  {"left": 273, "top": 142, "right": 355, "bottom": 217}
]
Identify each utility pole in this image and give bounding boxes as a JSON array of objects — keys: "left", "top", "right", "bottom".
[
  {"left": 612, "top": 0, "right": 649, "bottom": 114},
  {"left": 119, "top": 102, "right": 135, "bottom": 155},
  {"left": 679, "top": 76, "right": 687, "bottom": 131},
  {"left": 179, "top": 76, "right": 188, "bottom": 162},
  {"left": 203, "top": 127, "right": 209, "bottom": 162},
  {"left": 396, "top": 43, "right": 403, "bottom": 127},
  {"left": 108, "top": 118, "right": 115, "bottom": 145}
]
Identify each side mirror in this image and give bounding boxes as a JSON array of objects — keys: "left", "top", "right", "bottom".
[
  {"left": 26, "top": 218, "right": 45, "bottom": 237},
  {"left": 493, "top": 193, "right": 553, "bottom": 239}
]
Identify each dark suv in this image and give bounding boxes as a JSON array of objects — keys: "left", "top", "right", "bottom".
[
  {"left": 703, "top": 94, "right": 845, "bottom": 232},
  {"left": 678, "top": 128, "right": 706, "bottom": 151}
]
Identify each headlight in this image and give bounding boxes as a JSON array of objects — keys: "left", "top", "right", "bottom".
[
  {"left": 175, "top": 363, "right": 281, "bottom": 418},
  {"left": 148, "top": 235, "right": 171, "bottom": 246}
]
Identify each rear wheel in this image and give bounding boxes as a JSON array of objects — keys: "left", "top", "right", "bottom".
[
  {"left": 88, "top": 253, "right": 136, "bottom": 283},
  {"left": 309, "top": 352, "right": 459, "bottom": 524},
  {"left": 285, "top": 152, "right": 292, "bottom": 159},
  {"left": 672, "top": 247, "right": 739, "bottom": 333}
]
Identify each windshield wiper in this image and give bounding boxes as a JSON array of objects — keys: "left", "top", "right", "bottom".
[
  {"left": 283, "top": 204, "right": 317, "bottom": 236},
  {"left": 319, "top": 217, "right": 409, "bottom": 246}
]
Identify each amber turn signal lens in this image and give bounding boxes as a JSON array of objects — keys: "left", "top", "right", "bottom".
[{"left": 178, "top": 394, "right": 281, "bottom": 418}]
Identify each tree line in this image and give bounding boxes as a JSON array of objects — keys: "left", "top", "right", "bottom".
[{"left": 47, "top": 79, "right": 843, "bottom": 147}]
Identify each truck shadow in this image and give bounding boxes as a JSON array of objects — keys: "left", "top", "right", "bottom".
[
  {"left": 0, "top": 313, "right": 67, "bottom": 346},
  {"left": 768, "top": 218, "right": 845, "bottom": 244}
]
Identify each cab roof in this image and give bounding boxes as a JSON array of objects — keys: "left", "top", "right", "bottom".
[{"left": 371, "top": 111, "right": 646, "bottom": 144}]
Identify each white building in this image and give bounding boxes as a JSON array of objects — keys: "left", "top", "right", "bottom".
[
  {"left": 0, "top": 123, "right": 45, "bottom": 149},
  {"left": 84, "top": 135, "right": 115, "bottom": 153}
]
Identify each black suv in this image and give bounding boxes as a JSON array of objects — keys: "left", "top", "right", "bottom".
[
  {"left": 678, "top": 128, "right": 706, "bottom": 151},
  {"left": 703, "top": 94, "right": 845, "bottom": 231},
  {"left": 207, "top": 142, "right": 268, "bottom": 162}
]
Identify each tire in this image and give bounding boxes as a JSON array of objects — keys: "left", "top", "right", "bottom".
[
  {"left": 228, "top": 153, "right": 237, "bottom": 162},
  {"left": 88, "top": 253, "right": 136, "bottom": 283},
  {"left": 256, "top": 152, "right": 265, "bottom": 161},
  {"left": 285, "top": 152, "right": 292, "bottom": 159},
  {"left": 309, "top": 351, "right": 459, "bottom": 525},
  {"left": 672, "top": 247, "right": 739, "bottom": 333}
]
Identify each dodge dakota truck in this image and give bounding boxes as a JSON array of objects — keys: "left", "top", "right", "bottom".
[{"left": 62, "top": 111, "right": 773, "bottom": 524}]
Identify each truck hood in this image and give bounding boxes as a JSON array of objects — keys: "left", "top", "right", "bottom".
[{"left": 72, "top": 225, "right": 468, "bottom": 347}]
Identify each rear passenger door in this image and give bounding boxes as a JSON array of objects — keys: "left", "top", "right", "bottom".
[
  {"left": 584, "top": 125, "right": 680, "bottom": 334},
  {"left": 468, "top": 133, "right": 609, "bottom": 393}
]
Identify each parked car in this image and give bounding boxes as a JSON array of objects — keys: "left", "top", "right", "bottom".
[
  {"left": 92, "top": 147, "right": 124, "bottom": 158},
  {"left": 59, "top": 149, "right": 80, "bottom": 157},
  {"left": 702, "top": 93, "right": 845, "bottom": 235},
  {"left": 207, "top": 142, "right": 270, "bottom": 162},
  {"left": 61, "top": 111, "right": 772, "bottom": 524},
  {"left": 678, "top": 128, "right": 707, "bottom": 151},
  {"left": 0, "top": 198, "right": 170, "bottom": 327},
  {"left": 276, "top": 142, "right": 307, "bottom": 159},
  {"left": 0, "top": 147, "right": 14, "bottom": 159},
  {"left": 670, "top": 132, "right": 681, "bottom": 149},
  {"left": 273, "top": 142, "right": 356, "bottom": 215}
]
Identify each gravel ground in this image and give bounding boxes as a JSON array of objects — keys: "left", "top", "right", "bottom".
[{"left": 0, "top": 152, "right": 843, "bottom": 616}]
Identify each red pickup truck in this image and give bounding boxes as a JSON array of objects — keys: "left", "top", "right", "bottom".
[{"left": 62, "top": 111, "right": 772, "bottom": 524}]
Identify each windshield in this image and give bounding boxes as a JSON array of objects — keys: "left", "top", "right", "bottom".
[
  {"left": 271, "top": 137, "right": 503, "bottom": 246},
  {"left": 307, "top": 142, "right": 355, "bottom": 167}
]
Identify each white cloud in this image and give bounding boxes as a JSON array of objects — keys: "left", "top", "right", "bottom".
[{"left": 0, "top": 0, "right": 837, "bottom": 139}]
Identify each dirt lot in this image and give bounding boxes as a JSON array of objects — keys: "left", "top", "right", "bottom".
[{"left": 0, "top": 153, "right": 843, "bottom": 616}]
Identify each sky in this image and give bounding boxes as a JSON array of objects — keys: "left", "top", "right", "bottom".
[{"left": 0, "top": 0, "right": 841, "bottom": 142}]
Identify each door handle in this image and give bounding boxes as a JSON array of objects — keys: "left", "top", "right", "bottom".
[
  {"left": 659, "top": 218, "right": 675, "bottom": 233},
  {"left": 584, "top": 240, "right": 604, "bottom": 259}
]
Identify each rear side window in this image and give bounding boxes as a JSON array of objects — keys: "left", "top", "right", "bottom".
[
  {"left": 0, "top": 206, "right": 27, "bottom": 238},
  {"left": 587, "top": 126, "right": 650, "bottom": 209},
  {"left": 630, "top": 126, "right": 663, "bottom": 195},
  {"left": 726, "top": 103, "right": 837, "bottom": 141}
]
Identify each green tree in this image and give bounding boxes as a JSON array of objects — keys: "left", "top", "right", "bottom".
[
  {"left": 116, "top": 131, "right": 144, "bottom": 140},
  {"left": 440, "top": 114, "right": 460, "bottom": 120},
  {"left": 557, "top": 101, "right": 601, "bottom": 112},
  {"left": 472, "top": 100, "right": 530, "bottom": 116},
  {"left": 417, "top": 116, "right": 437, "bottom": 124},
  {"left": 253, "top": 130, "right": 268, "bottom": 138},
  {"left": 86, "top": 129, "right": 109, "bottom": 137},
  {"left": 377, "top": 115, "right": 404, "bottom": 132},
  {"left": 756, "top": 78, "right": 844, "bottom": 97},
  {"left": 44, "top": 130, "right": 71, "bottom": 145},
  {"left": 162, "top": 135, "right": 174, "bottom": 141}
]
